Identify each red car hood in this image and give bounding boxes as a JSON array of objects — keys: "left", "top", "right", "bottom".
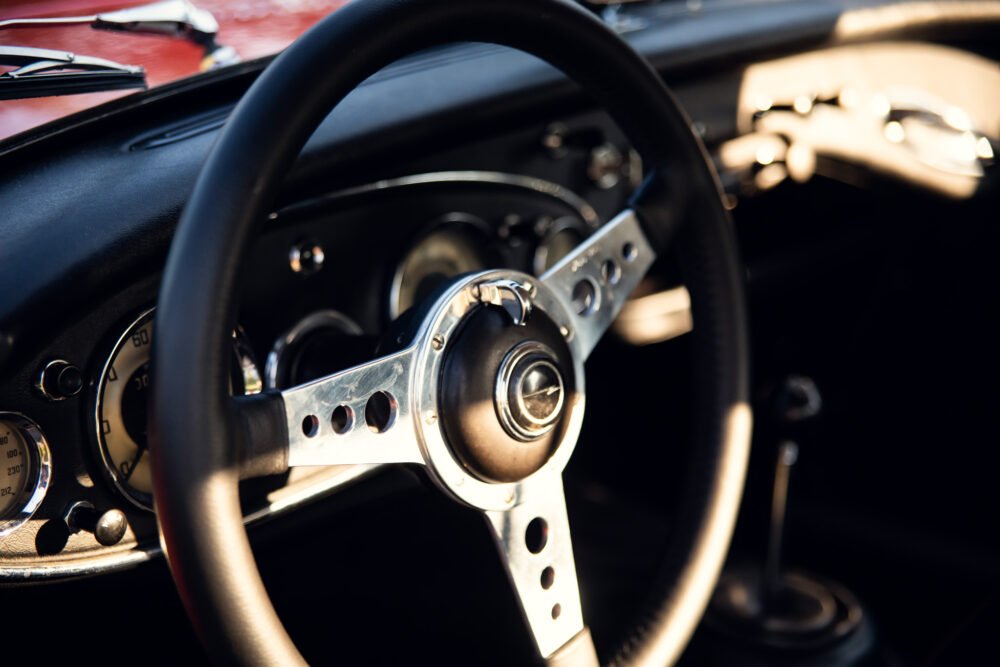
[{"left": 0, "top": 0, "right": 348, "bottom": 141}]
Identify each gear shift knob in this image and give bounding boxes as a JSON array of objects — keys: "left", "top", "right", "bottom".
[{"left": 772, "top": 375, "right": 822, "bottom": 424}]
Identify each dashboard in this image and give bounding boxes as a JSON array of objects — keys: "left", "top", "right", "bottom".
[
  {"left": 0, "top": 147, "right": 644, "bottom": 578},
  {"left": 0, "top": 1, "right": 998, "bottom": 663},
  {"left": 0, "top": 70, "right": 692, "bottom": 577}
]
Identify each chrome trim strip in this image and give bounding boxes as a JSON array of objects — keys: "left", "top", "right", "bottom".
[
  {"left": 0, "top": 549, "right": 154, "bottom": 583},
  {"left": 0, "top": 464, "right": 377, "bottom": 581},
  {"left": 273, "top": 170, "right": 600, "bottom": 228}
]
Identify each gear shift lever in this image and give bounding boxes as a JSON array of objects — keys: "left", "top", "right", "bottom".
[
  {"left": 763, "top": 440, "right": 798, "bottom": 606},
  {"left": 758, "top": 375, "right": 818, "bottom": 616},
  {"left": 705, "top": 376, "right": 873, "bottom": 665}
]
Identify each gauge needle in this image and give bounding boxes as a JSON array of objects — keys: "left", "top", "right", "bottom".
[
  {"left": 122, "top": 447, "right": 144, "bottom": 481},
  {"left": 523, "top": 385, "right": 560, "bottom": 398}
]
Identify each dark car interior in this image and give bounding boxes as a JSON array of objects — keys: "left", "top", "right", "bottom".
[{"left": 1, "top": 0, "right": 998, "bottom": 664}]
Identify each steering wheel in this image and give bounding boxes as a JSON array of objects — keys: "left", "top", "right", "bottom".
[{"left": 150, "top": 0, "right": 750, "bottom": 664}]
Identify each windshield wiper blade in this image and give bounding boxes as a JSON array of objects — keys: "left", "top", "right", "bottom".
[{"left": 0, "top": 46, "right": 145, "bottom": 100}]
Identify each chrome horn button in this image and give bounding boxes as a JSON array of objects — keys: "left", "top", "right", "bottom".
[
  {"left": 407, "top": 268, "right": 586, "bottom": 510},
  {"left": 496, "top": 342, "right": 565, "bottom": 441},
  {"left": 436, "top": 285, "right": 573, "bottom": 484}
]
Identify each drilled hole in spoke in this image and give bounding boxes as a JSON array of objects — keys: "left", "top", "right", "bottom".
[
  {"left": 525, "top": 517, "right": 548, "bottom": 554},
  {"left": 541, "top": 566, "right": 555, "bottom": 590},
  {"left": 365, "top": 391, "right": 397, "bottom": 433},
  {"left": 301, "top": 415, "right": 319, "bottom": 438},
  {"left": 551, "top": 603, "right": 562, "bottom": 620},
  {"left": 571, "top": 279, "right": 597, "bottom": 316},
  {"left": 331, "top": 405, "right": 354, "bottom": 434},
  {"left": 622, "top": 242, "right": 637, "bottom": 262},
  {"left": 601, "top": 259, "right": 621, "bottom": 285}
]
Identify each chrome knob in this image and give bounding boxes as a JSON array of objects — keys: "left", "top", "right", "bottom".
[{"left": 64, "top": 502, "right": 128, "bottom": 547}]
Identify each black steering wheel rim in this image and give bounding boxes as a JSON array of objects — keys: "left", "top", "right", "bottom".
[{"left": 151, "top": 0, "right": 750, "bottom": 664}]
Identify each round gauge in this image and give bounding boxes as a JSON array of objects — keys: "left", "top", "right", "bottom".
[
  {"left": 0, "top": 414, "right": 52, "bottom": 537},
  {"left": 95, "top": 309, "right": 261, "bottom": 510},
  {"left": 389, "top": 215, "right": 496, "bottom": 320},
  {"left": 265, "top": 310, "right": 368, "bottom": 390},
  {"left": 533, "top": 216, "right": 591, "bottom": 276}
]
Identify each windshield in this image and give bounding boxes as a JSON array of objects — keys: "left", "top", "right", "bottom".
[{"left": 0, "top": 0, "right": 350, "bottom": 141}]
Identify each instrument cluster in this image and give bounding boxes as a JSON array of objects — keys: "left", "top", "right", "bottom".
[{"left": 0, "top": 170, "right": 608, "bottom": 579}]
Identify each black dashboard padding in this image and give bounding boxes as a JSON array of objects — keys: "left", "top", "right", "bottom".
[
  {"left": 0, "top": 0, "right": 846, "bottom": 369},
  {"left": 150, "top": 0, "right": 748, "bottom": 665}
]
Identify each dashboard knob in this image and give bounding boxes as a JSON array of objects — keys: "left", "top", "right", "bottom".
[
  {"left": 289, "top": 239, "right": 325, "bottom": 275},
  {"left": 36, "top": 359, "right": 83, "bottom": 401},
  {"left": 63, "top": 502, "right": 128, "bottom": 547},
  {"left": 588, "top": 142, "right": 625, "bottom": 190}
]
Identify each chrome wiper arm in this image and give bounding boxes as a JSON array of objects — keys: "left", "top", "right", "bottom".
[
  {"left": 97, "top": 0, "right": 219, "bottom": 46},
  {"left": 0, "top": 0, "right": 215, "bottom": 40},
  {"left": 0, "top": 0, "right": 238, "bottom": 68},
  {"left": 0, "top": 46, "right": 146, "bottom": 100}
]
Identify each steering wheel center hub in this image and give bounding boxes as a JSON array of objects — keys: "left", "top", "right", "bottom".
[
  {"left": 434, "top": 276, "right": 577, "bottom": 486},
  {"left": 410, "top": 270, "right": 586, "bottom": 507}
]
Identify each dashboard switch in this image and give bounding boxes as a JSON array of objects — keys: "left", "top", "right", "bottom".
[
  {"left": 36, "top": 359, "right": 83, "bottom": 401},
  {"left": 63, "top": 501, "right": 128, "bottom": 547}
]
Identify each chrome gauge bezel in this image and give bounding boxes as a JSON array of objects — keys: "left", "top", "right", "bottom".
[
  {"left": 532, "top": 216, "right": 592, "bottom": 277},
  {"left": 265, "top": 310, "right": 363, "bottom": 390},
  {"left": 0, "top": 413, "right": 53, "bottom": 537},
  {"left": 388, "top": 212, "right": 498, "bottom": 321},
  {"left": 94, "top": 308, "right": 262, "bottom": 511},
  {"left": 94, "top": 307, "right": 157, "bottom": 511}
]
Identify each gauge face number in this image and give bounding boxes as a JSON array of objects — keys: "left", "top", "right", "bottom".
[
  {"left": 97, "top": 314, "right": 155, "bottom": 508},
  {"left": 0, "top": 427, "right": 30, "bottom": 519}
]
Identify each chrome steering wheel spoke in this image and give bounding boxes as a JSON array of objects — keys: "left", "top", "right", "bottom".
[
  {"left": 280, "top": 347, "right": 424, "bottom": 467},
  {"left": 540, "top": 208, "right": 657, "bottom": 360},
  {"left": 485, "top": 475, "right": 597, "bottom": 665}
]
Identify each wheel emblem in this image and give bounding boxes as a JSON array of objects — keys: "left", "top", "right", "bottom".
[{"left": 495, "top": 341, "right": 565, "bottom": 441}]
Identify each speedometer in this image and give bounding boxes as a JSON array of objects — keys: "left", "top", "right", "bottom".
[{"left": 95, "top": 309, "right": 261, "bottom": 510}]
